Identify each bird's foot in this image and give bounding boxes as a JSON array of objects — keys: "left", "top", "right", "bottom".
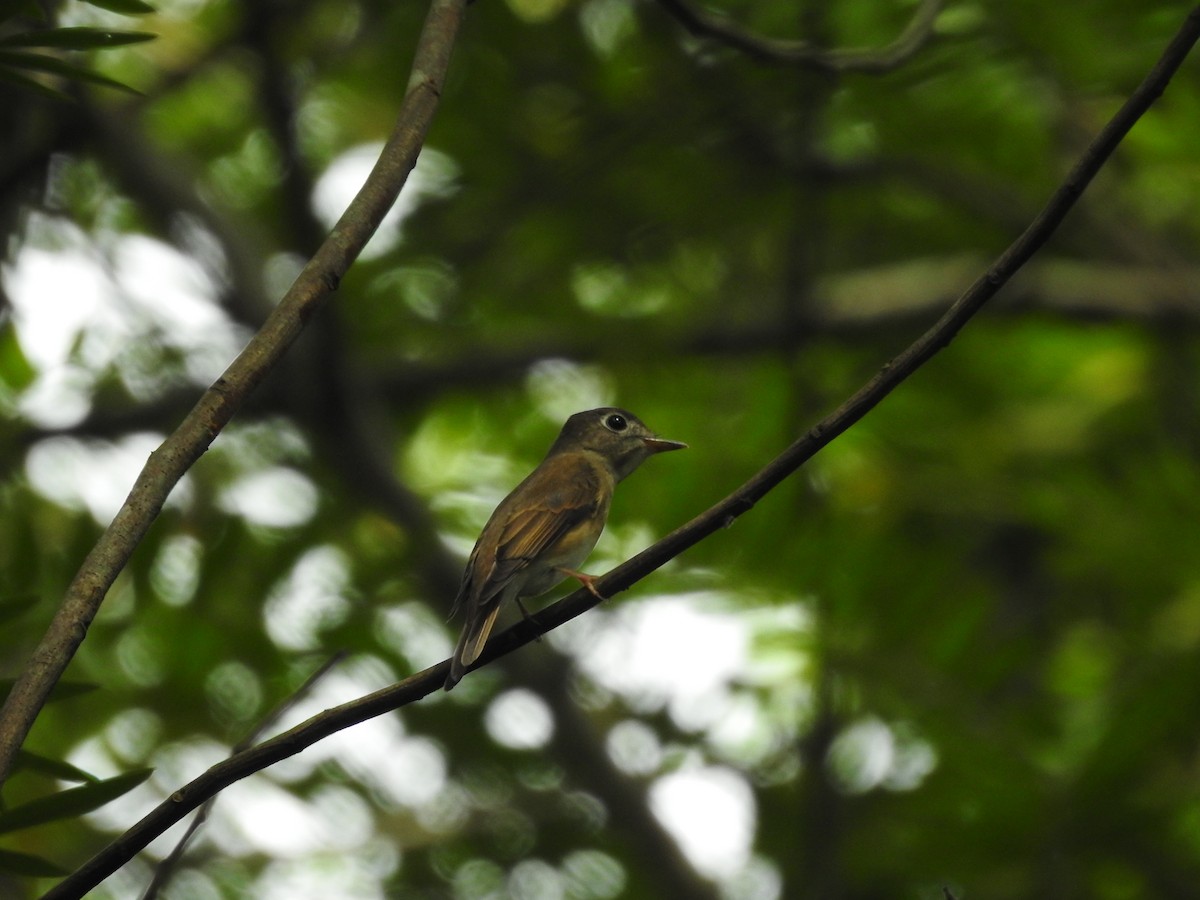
[
  {"left": 556, "top": 567, "right": 606, "bottom": 600},
  {"left": 515, "top": 597, "right": 543, "bottom": 642}
]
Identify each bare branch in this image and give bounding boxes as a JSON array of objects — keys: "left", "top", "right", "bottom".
[
  {"left": 653, "top": 0, "right": 944, "bottom": 72},
  {"left": 0, "top": 0, "right": 469, "bottom": 789},
  {"left": 139, "top": 653, "right": 347, "bottom": 900},
  {"left": 40, "top": 9, "right": 1200, "bottom": 897}
]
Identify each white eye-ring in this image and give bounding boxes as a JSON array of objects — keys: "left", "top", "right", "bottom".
[{"left": 604, "top": 413, "right": 628, "bottom": 432}]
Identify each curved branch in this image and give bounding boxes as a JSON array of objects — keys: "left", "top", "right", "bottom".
[
  {"left": 0, "top": 0, "right": 469, "bottom": 789},
  {"left": 42, "top": 9, "right": 1200, "bottom": 897},
  {"left": 654, "top": 0, "right": 944, "bottom": 72}
]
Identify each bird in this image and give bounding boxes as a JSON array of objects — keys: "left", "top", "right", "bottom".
[{"left": 444, "top": 407, "right": 686, "bottom": 690}]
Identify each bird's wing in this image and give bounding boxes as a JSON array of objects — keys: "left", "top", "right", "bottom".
[
  {"left": 447, "top": 455, "right": 604, "bottom": 685},
  {"left": 482, "top": 455, "right": 603, "bottom": 595}
]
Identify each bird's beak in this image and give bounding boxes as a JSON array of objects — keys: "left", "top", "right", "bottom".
[{"left": 643, "top": 437, "right": 688, "bottom": 453}]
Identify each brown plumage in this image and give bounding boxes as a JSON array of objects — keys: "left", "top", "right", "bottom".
[{"left": 445, "top": 408, "right": 686, "bottom": 690}]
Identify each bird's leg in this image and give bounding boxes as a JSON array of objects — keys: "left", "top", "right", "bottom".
[
  {"left": 514, "top": 597, "right": 543, "bottom": 642},
  {"left": 556, "top": 567, "right": 606, "bottom": 600}
]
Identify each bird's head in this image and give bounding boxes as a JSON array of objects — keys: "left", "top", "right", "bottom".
[{"left": 549, "top": 407, "right": 687, "bottom": 481}]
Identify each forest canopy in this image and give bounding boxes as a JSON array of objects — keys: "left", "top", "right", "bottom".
[{"left": 2, "top": 1, "right": 1200, "bottom": 898}]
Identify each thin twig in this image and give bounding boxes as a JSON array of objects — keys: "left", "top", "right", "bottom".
[
  {"left": 0, "top": 0, "right": 469, "bottom": 790},
  {"left": 139, "top": 653, "right": 347, "bottom": 900},
  {"left": 654, "top": 0, "right": 943, "bottom": 72},
  {"left": 41, "top": 9, "right": 1200, "bottom": 898}
]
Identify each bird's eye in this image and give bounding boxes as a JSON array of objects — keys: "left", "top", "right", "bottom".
[{"left": 604, "top": 413, "right": 628, "bottom": 432}]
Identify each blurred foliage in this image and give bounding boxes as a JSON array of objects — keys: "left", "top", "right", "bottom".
[
  {"left": 2, "top": 0, "right": 1200, "bottom": 898},
  {"left": 0, "top": 0, "right": 154, "bottom": 100}
]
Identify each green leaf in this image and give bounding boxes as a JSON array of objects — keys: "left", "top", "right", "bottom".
[
  {"left": 0, "top": 326, "right": 35, "bottom": 391},
  {"left": 0, "top": 593, "right": 38, "bottom": 626},
  {"left": 81, "top": 0, "right": 156, "bottom": 14},
  {"left": 0, "top": 847, "right": 66, "bottom": 877},
  {"left": 0, "top": 63, "right": 73, "bottom": 101},
  {"left": 0, "top": 50, "right": 141, "bottom": 94},
  {"left": 0, "top": 680, "right": 99, "bottom": 705},
  {"left": 0, "top": 27, "right": 157, "bottom": 50},
  {"left": 0, "top": 769, "right": 153, "bottom": 834},
  {"left": 12, "top": 751, "right": 100, "bottom": 784}
]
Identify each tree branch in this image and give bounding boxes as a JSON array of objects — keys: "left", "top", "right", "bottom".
[
  {"left": 0, "top": 0, "right": 469, "bottom": 790},
  {"left": 653, "top": 0, "right": 944, "bottom": 72},
  {"left": 41, "top": 8, "right": 1200, "bottom": 896},
  {"left": 139, "top": 653, "right": 347, "bottom": 900}
]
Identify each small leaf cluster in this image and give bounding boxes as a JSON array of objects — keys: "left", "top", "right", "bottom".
[
  {"left": 0, "top": 0, "right": 155, "bottom": 99},
  {"left": 0, "top": 595, "right": 150, "bottom": 880}
]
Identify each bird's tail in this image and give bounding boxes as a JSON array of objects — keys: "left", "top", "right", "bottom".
[{"left": 445, "top": 602, "right": 503, "bottom": 690}]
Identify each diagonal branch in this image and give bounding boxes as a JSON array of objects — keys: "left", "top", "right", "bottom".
[
  {"left": 139, "top": 653, "right": 347, "bottom": 900},
  {"left": 653, "top": 0, "right": 944, "bottom": 72},
  {"left": 41, "top": 8, "right": 1200, "bottom": 897},
  {"left": 0, "top": 0, "right": 469, "bottom": 790}
]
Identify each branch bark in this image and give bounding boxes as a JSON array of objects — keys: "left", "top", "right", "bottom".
[
  {"left": 0, "top": 0, "right": 469, "bottom": 789},
  {"left": 42, "top": 8, "right": 1200, "bottom": 897},
  {"left": 653, "top": 0, "right": 943, "bottom": 72},
  {"left": 139, "top": 653, "right": 347, "bottom": 900}
]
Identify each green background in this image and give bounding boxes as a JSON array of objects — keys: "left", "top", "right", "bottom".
[{"left": 2, "top": 0, "right": 1200, "bottom": 897}]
